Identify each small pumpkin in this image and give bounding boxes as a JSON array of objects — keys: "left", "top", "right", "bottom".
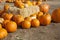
[
  {"left": 2, "top": 13, "right": 13, "bottom": 20},
  {"left": 52, "top": 8, "right": 60, "bottom": 23},
  {"left": 39, "top": 13, "right": 51, "bottom": 25},
  {"left": 40, "top": 4, "right": 50, "bottom": 13},
  {"left": 22, "top": 20, "right": 31, "bottom": 29},
  {"left": 12, "top": 15, "right": 24, "bottom": 25},
  {"left": 0, "top": 28, "right": 8, "bottom": 39},
  {"left": 31, "top": 19, "right": 40, "bottom": 27},
  {"left": 5, "top": 21, "right": 17, "bottom": 33}
]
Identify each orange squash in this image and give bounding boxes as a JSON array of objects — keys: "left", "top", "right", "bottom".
[
  {"left": 0, "top": 28, "right": 8, "bottom": 39},
  {"left": 22, "top": 20, "right": 31, "bottom": 29},
  {"left": 31, "top": 19, "right": 40, "bottom": 27},
  {"left": 39, "top": 13, "right": 51, "bottom": 25},
  {"left": 52, "top": 8, "right": 60, "bottom": 23},
  {"left": 5, "top": 21, "right": 17, "bottom": 33},
  {"left": 12, "top": 15, "right": 24, "bottom": 25},
  {"left": 2, "top": 13, "right": 13, "bottom": 20}
]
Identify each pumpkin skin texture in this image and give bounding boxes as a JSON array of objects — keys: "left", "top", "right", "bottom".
[
  {"left": 22, "top": 20, "right": 31, "bottom": 29},
  {"left": 2, "top": 20, "right": 10, "bottom": 28},
  {"left": 40, "top": 4, "right": 50, "bottom": 13},
  {"left": 39, "top": 13, "right": 51, "bottom": 26},
  {"left": 5, "top": 21, "right": 17, "bottom": 33},
  {"left": 2, "top": 13, "right": 13, "bottom": 20},
  {"left": 12, "top": 15, "right": 24, "bottom": 25},
  {"left": 31, "top": 19, "right": 40, "bottom": 27},
  {"left": 52, "top": 8, "right": 60, "bottom": 23},
  {"left": 0, "top": 28, "right": 8, "bottom": 39},
  {"left": 37, "top": 12, "right": 43, "bottom": 19},
  {"left": 0, "top": 24, "right": 2, "bottom": 29}
]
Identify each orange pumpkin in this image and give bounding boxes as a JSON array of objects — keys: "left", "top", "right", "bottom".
[
  {"left": 14, "top": 0, "right": 24, "bottom": 8},
  {"left": 31, "top": 19, "right": 40, "bottom": 27},
  {"left": 0, "top": 28, "right": 8, "bottom": 39},
  {"left": 4, "top": 4, "right": 10, "bottom": 11},
  {"left": 2, "top": 13, "right": 13, "bottom": 20},
  {"left": 12, "top": 15, "right": 24, "bottom": 25},
  {"left": 22, "top": 20, "right": 31, "bottom": 29},
  {"left": 5, "top": 21, "right": 17, "bottom": 33},
  {"left": 39, "top": 13, "right": 51, "bottom": 25},
  {"left": 0, "top": 24, "right": 2, "bottom": 29},
  {"left": 40, "top": 4, "right": 50, "bottom": 13},
  {"left": 37, "top": 12, "right": 43, "bottom": 19},
  {"left": 2, "top": 20, "right": 10, "bottom": 28},
  {"left": 52, "top": 8, "right": 60, "bottom": 23}
]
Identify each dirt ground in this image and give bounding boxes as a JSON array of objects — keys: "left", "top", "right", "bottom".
[{"left": 0, "top": 1, "right": 60, "bottom": 40}]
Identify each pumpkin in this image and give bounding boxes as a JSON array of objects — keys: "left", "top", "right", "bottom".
[
  {"left": 0, "top": 28, "right": 8, "bottom": 39},
  {"left": 31, "top": 19, "right": 40, "bottom": 27},
  {"left": 52, "top": 8, "right": 60, "bottom": 23},
  {"left": 24, "top": 17, "right": 32, "bottom": 22},
  {"left": 22, "top": 20, "right": 31, "bottom": 29},
  {"left": 5, "top": 21, "right": 17, "bottom": 32},
  {"left": 12, "top": 15, "right": 24, "bottom": 25},
  {"left": 2, "top": 20, "right": 10, "bottom": 28},
  {"left": 14, "top": 0, "right": 24, "bottom": 8},
  {"left": 2, "top": 13, "right": 13, "bottom": 20},
  {"left": 37, "top": 12, "right": 43, "bottom": 19},
  {"left": 39, "top": 13, "right": 51, "bottom": 25},
  {"left": 40, "top": 4, "right": 50, "bottom": 13},
  {"left": 0, "top": 24, "right": 2, "bottom": 29},
  {"left": 4, "top": 4, "right": 10, "bottom": 11}
]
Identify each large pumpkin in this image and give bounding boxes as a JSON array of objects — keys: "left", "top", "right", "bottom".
[
  {"left": 22, "top": 20, "right": 31, "bottom": 29},
  {"left": 31, "top": 19, "right": 40, "bottom": 27},
  {"left": 39, "top": 13, "right": 51, "bottom": 25},
  {"left": 2, "top": 13, "right": 13, "bottom": 20},
  {"left": 52, "top": 8, "right": 60, "bottom": 23},
  {"left": 0, "top": 28, "right": 8, "bottom": 39},
  {"left": 12, "top": 15, "right": 24, "bottom": 25},
  {"left": 5, "top": 21, "right": 17, "bottom": 32}
]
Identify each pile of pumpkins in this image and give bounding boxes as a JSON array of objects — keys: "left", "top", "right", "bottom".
[{"left": 0, "top": 0, "right": 60, "bottom": 39}]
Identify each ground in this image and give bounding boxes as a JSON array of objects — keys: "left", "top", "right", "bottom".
[{"left": 0, "top": 1, "right": 60, "bottom": 40}]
